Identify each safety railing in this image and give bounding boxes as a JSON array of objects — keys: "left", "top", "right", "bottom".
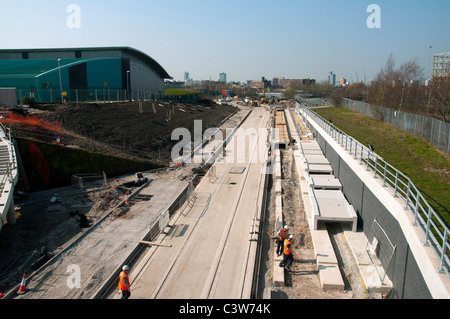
[
  {"left": 295, "top": 101, "right": 450, "bottom": 276},
  {"left": 0, "top": 122, "right": 18, "bottom": 228}
]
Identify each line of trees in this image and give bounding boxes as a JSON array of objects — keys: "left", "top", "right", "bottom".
[
  {"left": 324, "top": 54, "right": 449, "bottom": 123},
  {"left": 367, "top": 54, "right": 449, "bottom": 123}
]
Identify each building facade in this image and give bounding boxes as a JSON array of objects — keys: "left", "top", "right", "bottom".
[
  {"left": 0, "top": 47, "right": 171, "bottom": 103},
  {"left": 432, "top": 52, "right": 450, "bottom": 78}
]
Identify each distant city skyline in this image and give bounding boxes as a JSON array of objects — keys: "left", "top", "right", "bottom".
[{"left": 1, "top": 1, "right": 449, "bottom": 84}]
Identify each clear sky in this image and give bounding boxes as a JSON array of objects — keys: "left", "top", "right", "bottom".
[{"left": 1, "top": 0, "right": 449, "bottom": 83}]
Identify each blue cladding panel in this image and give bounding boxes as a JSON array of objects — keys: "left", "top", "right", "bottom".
[{"left": 86, "top": 58, "right": 122, "bottom": 89}]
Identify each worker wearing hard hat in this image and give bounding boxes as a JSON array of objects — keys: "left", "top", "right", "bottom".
[
  {"left": 276, "top": 225, "right": 289, "bottom": 257},
  {"left": 118, "top": 265, "right": 131, "bottom": 299},
  {"left": 279, "top": 235, "right": 294, "bottom": 271}
]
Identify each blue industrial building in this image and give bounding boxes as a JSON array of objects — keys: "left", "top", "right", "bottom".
[{"left": 0, "top": 47, "right": 171, "bottom": 103}]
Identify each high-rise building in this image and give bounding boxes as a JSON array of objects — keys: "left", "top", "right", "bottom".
[
  {"left": 184, "top": 71, "right": 190, "bottom": 81},
  {"left": 432, "top": 52, "right": 450, "bottom": 78},
  {"left": 328, "top": 71, "right": 336, "bottom": 87},
  {"left": 219, "top": 72, "right": 227, "bottom": 83}
]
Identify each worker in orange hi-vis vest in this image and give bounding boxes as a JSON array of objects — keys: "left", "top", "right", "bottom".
[
  {"left": 279, "top": 235, "right": 294, "bottom": 271},
  {"left": 276, "top": 225, "right": 288, "bottom": 257},
  {"left": 118, "top": 265, "right": 131, "bottom": 299}
]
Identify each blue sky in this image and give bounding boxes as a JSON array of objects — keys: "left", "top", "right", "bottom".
[{"left": 1, "top": 0, "right": 449, "bottom": 83}]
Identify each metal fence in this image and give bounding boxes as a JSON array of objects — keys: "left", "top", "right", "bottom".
[
  {"left": 296, "top": 101, "right": 450, "bottom": 277},
  {"left": 0, "top": 122, "right": 18, "bottom": 228},
  {"left": 342, "top": 98, "right": 450, "bottom": 155},
  {"left": 16, "top": 88, "right": 201, "bottom": 104}
]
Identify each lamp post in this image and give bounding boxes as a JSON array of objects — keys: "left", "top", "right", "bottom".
[
  {"left": 58, "top": 59, "right": 63, "bottom": 103},
  {"left": 127, "top": 70, "right": 130, "bottom": 101}
]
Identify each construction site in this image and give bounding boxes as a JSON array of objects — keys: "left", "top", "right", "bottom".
[{"left": 0, "top": 97, "right": 448, "bottom": 302}]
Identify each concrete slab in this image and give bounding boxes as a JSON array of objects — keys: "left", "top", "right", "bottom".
[
  {"left": 300, "top": 141, "right": 321, "bottom": 150},
  {"left": 311, "top": 229, "right": 338, "bottom": 265},
  {"left": 310, "top": 189, "right": 358, "bottom": 232},
  {"left": 275, "top": 180, "right": 282, "bottom": 195},
  {"left": 302, "top": 154, "right": 330, "bottom": 165},
  {"left": 344, "top": 230, "right": 393, "bottom": 294},
  {"left": 304, "top": 163, "right": 333, "bottom": 174},
  {"left": 273, "top": 251, "right": 285, "bottom": 287},
  {"left": 318, "top": 264, "right": 345, "bottom": 290},
  {"left": 305, "top": 174, "right": 342, "bottom": 190},
  {"left": 302, "top": 149, "right": 324, "bottom": 155}
]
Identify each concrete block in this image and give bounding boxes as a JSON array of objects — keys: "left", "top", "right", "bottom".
[
  {"left": 311, "top": 230, "right": 338, "bottom": 265},
  {"left": 318, "top": 263, "right": 345, "bottom": 290},
  {"left": 275, "top": 180, "right": 282, "bottom": 195},
  {"left": 273, "top": 259, "right": 285, "bottom": 287}
]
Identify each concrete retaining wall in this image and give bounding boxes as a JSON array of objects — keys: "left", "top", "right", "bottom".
[{"left": 307, "top": 120, "right": 435, "bottom": 298}]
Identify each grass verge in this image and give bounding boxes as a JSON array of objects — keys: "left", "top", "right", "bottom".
[{"left": 314, "top": 106, "right": 450, "bottom": 227}]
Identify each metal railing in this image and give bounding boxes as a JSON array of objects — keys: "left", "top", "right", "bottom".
[
  {"left": 0, "top": 122, "right": 18, "bottom": 228},
  {"left": 295, "top": 101, "right": 450, "bottom": 276}
]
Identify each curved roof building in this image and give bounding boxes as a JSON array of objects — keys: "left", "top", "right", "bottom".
[{"left": 0, "top": 47, "right": 171, "bottom": 102}]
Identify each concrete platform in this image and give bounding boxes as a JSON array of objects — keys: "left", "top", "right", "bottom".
[
  {"left": 311, "top": 229, "right": 344, "bottom": 290},
  {"left": 301, "top": 154, "right": 330, "bottom": 165},
  {"left": 318, "top": 264, "right": 345, "bottom": 290},
  {"left": 344, "top": 230, "right": 393, "bottom": 294},
  {"left": 305, "top": 174, "right": 342, "bottom": 190},
  {"left": 310, "top": 189, "right": 358, "bottom": 232},
  {"left": 300, "top": 140, "right": 321, "bottom": 149},
  {"left": 304, "top": 163, "right": 333, "bottom": 175},
  {"left": 302, "top": 149, "right": 325, "bottom": 155}
]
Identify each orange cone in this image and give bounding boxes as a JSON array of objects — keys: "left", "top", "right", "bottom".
[
  {"left": 17, "top": 273, "right": 28, "bottom": 295},
  {"left": 125, "top": 193, "right": 129, "bottom": 205}
]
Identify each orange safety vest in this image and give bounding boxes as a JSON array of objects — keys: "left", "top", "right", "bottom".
[
  {"left": 283, "top": 239, "right": 292, "bottom": 255},
  {"left": 118, "top": 271, "right": 130, "bottom": 291},
  {"left": 278, "top": 228, "right": 287, "bottom": 241}
]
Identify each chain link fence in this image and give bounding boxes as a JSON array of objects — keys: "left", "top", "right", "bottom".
[{"left": 342, "top": 98, "right": 450, "bottom": 155}]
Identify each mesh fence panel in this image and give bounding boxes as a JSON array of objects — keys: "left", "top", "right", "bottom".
[{"left": 343, "top": 99, "right": 450, "bottom": 154}]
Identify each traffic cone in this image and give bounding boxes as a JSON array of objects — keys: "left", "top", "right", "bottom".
[
  {"left": 125, "top": 193, "right": 129, "bottom": 205},
  {"left": 17, "top": 273, "right": 28, "bottom": 295}
]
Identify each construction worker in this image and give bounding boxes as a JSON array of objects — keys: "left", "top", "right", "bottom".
[
  {"left": 276, "top": 225, "right": 289, "bottom": 256},
  {"left": 279, "top": 234, "right": 294, "bottom": 271},
  {"left": 118, "top": 265, "right": 131, "bottom": 299}
]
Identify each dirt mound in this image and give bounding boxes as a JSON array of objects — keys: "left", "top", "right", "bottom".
[{"left": 31, "top": 101, "right": 236, "bottom": 163}]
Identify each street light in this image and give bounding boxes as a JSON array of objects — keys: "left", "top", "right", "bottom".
[
  {"left": 58, "top": 59, "right": 63, "bottom": 103},
  {"left": 127, "top": 70, "right": 130, "bottom": 101}
]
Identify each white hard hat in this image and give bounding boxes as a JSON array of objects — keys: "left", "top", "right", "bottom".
[
  {"left": 122, "top": 265, "right": 129, "bottom": 271},
  {"left": 289, "top": 234, "right": 293, "bottom": 239},
  {"left": 284, "top": 225, "right": 289, "bottom": 229}
]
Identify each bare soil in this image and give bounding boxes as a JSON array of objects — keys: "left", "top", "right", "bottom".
[{"left": 15, "top": 100, "right": 236, "bottom": 164}]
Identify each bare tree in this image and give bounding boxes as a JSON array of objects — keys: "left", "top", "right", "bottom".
[
  {"left": 369, "top": 54, "right": 425, "bottom": 113},
  {"left": 430, "top": 76, "right": 450, "bottom": 122},
  {"left": 398, "top": 58, "right": 424, "bottom": 111}
]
